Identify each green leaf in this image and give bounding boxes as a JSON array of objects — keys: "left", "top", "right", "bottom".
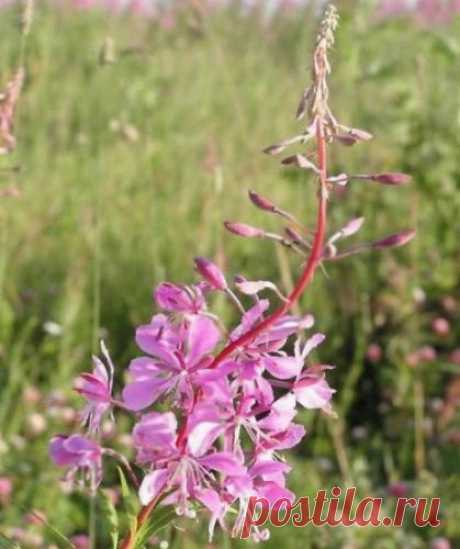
[
  {"left": 133, "top": 506, "right": 177, "bottom": 549},
  {"left": 99, "top": 489, "right": 119, "bottom": 549},
  {"left": 117, "top": 465, "right": 131, "bottom": 501}
]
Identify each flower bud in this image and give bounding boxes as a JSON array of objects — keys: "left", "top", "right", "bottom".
[
  {"left": 263, "top": 143, "right": 286, "bottom": 155},
  {"left": 335, "top": 134, "right": 358, "bottom": 146},
  {"left": 284, "top": 227, "right": 304, "bottom": 243},
  {"left": 248, "top": 190, "right": 276, "bottom": 212},
  {"left": 372, "top": 229, "right": 416, "bottom": 249},
  {"left": 281, "top": 154, "right": 318, "bottom": 172},
  {"left": 224, "top": 221, "right": 265, "bottom": 239},
  {"left": 370, "top": 172, "right": 411, "bottom": 185},
  {"left": 348, "top": 128, "right": 373, "bottom": 141},
  {"left": 341, "top": 217, "right": 365, "bottom": 237},
  {"left": 194, "top": 257, "right": 227, "bottom": 291}
]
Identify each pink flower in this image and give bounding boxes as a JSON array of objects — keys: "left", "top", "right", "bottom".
[
  {"left": 74, "top": 341, "right": 114, "bottom": 433},
  {"left": 194, "top": 257, "right": 227, "bottom": 291},
  {"left": 154, "top": 282, "right": 206, "bottom": 314},
  {"left": 49, "top": 435, "right": 102, "bottom": 487},
  {"left": 123, "top": 315, "right": 220, "bottom": 410},
  {"left": 135, "top": 412, "right": 246, "bottom": 518}
]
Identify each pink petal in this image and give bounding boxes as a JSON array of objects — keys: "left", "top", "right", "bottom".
[
  {"left": 230, "top": 300, "right": 269, "bottom": 340},
  {"left": 198, "top": 452, "right": 246, "bottom": 477},
  {"left": 294, "top": 377, "right": 335, "bottom": 409},
  {"left": 187, "top": 421, "right": 225, "bottom": 457},
  {"left": 301, "top": 333, "right": 326, "bottom": 359},
  {"left": 139, "top": 469, "right": 170, "bottom": 505},
  {"left": 250, "top": 461, "right": 291, "bottom": 479},
  {"left": 49, "top": 436, "right": 75, "bottom": 466},
  {"left": 258, "top": 393, "right": 296, "bottom": 432},
  {"left": 257, "top": 481, "right": 295, "bottom": 505},
  {"left": 263, "top": 356, "right": 301, "bottom": 379},
  {"left": 122, "top": 378, "right": 171, "bottom": 411},
  {"left": 135, "top": 324, "right": 179, "bottom": 366},
  {"left": 186, "top": 316, "right": 220, "bottom": 366}
]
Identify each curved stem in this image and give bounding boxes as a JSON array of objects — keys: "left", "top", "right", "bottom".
[
  {"left": 119, "top": 118, "right": 328, "bottom": 549},
  {"left": 118, "top": 493, "right": 164, "bottom": 549},
  {"left": 209, "top": 118, "right": 328, "bottom": 369}
]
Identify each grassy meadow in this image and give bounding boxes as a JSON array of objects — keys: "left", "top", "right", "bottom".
[{"left": 0, "top": 1, "right": 459, "bottom": 547}]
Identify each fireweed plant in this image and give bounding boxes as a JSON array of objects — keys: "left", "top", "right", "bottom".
[{"left": 49, "top": 5, "right": 416, "bottom": 546}]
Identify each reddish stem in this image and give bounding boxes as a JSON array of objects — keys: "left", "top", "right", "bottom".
[
  {"left": 209, "top": 119, "right": 328, "bottom": 369},
  {"left": 119, "top": 492, "right": 164, "bottom": 549},
  {"left": 119, "top": 119, "right": 328, "bottom": 549}
]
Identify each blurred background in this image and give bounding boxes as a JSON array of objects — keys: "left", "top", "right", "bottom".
[{"left": 0, "top": 0, "right": 459, "bottom": 547}]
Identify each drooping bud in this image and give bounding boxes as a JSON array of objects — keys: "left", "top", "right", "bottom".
[
  {"left": 194, "top": 257, "right": 227, "bottom": 291},
  {"left": 335, "top": 134, "right": 358, "bottom": 147},
  {"left": 234, "top": 276, "right": 287, "bottom": 301},
  {"left": 370, "top": 172, "right": 411, "bottom": 185},
  {"left": 284, "top": 227, "right": 304, "bottom": 243},
  {"left": 248, "top": 190, "right": 276, "bottom": 212},
  {"left": 262, "top": 134, "right": 306, "bottom": 156},
  {"left": 372, "top": 229, "right": 416, "bottom": 249},
  {"left": 281, "top": 154, "right": 319, "bottom": 172},
  {"left": 348, "top": 128, "right": 373, "bottom": 141},
  {"left": 354, "top": 172, "right": 411, "bottom": 185},
  {"left": 335, "top": 127, "right": 373, "bottom": 146},
  {"left": 340, "top": 217, "right": 365, "bottom": 237},
  {"left": 224, "top": 221, "right": 265, "bottom": 239},
  {"left": 263, "top": 143, "right": 286, "bottom": 156}
]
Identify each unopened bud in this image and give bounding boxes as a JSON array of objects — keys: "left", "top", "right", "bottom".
[
  {"left": 336, "top": 127, "right": 373, "bottom": 146},
  {"left": 194, "top": 257, "right": 227, "bottom": 291},
  {"left": 248, "top": 190, "right": 276, "bottom": 212},
  {"left": 281, "top": 154, "right": 318, "bottom": 172},
  {"left": 262, "top": 135, "right": 305, "bottom": 156},
  {"left": 341, "top": 217, "right": 365, "bottom": 237},
  {"left": 348, "top": 128, "right": 373, "bottom": 141},
  {"left": 263, "top": 144, "right": 283, "bottom": 155},
  {"left": 335, "top": 134, "right": 358, "bottom": 146},
  {"left": 370, "top": 172, "right": 411, "bottom": 185},
  {"left": 224, "top": 221, "right": 265, "bottom": 239},
  {"left": 372, "top": 229, "right": 416, "bottom": 249},
  {"left": 284, "top": 227, "right": 304, "bottom": 242}
]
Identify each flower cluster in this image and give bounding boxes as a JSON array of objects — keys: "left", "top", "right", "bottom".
[
  {"left": 49, "top": 4, "right": 415, "bottom": 545},
  {"left": 51, "top": 268, "right": 335, "bottom": 541}
]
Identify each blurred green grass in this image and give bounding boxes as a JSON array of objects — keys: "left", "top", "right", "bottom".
[{"left": 0, "top": 1, "right": 459, "bottom": 547}]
